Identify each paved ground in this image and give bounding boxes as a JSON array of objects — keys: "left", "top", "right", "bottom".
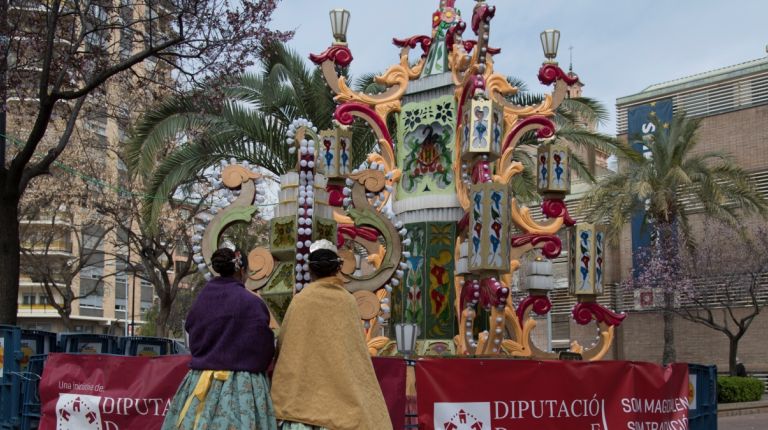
[{"left": 718, "top": 413, "right": 768, "bottom": 429}]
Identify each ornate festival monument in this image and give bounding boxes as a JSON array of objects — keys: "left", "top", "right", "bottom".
[{"left": 192, "top": 0, "right": 625, "bottom": 360}]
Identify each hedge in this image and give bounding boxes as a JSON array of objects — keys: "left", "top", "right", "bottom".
[{"left": 717, "top": 376, "right": 764, "bottom": 403}]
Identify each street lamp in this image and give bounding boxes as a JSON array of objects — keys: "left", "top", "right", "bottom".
[
  {"left": 394, "top": 322, "right": 418, "bottom": 358},
  {"left": 539, "top": 29, "right": 561, "bottom": 63},
  {"left": 329, "top": 9, "right": 351, "bottom": 45}
]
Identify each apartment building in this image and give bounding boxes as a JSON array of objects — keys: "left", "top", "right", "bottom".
[{"left": 9, "top": 0, "right": 179, "bottom": 334}]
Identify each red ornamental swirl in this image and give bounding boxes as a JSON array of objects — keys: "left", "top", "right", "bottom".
[
  {"left": 446, "top": 21, "right": 466, "bottom": 51},
  {"left": 337, "top": 225, "right": 380, "bottom": 247},
  {"left": 541, "top": 198, "right": 576, "bottom": 226},
  {"left": 334, "top": 103, "right": 394, "bottom": 152},
  {"left": 471, "top": 3, "right": 496, "bottom": 33},
  {"left": 516, "top": 294, "right": 552, "bottom": 324},
  {"left": 538, "top": 63, "right": 581, "bottom": 86},
  {"left": 309, "top": 45, "right": 353, "bottom": 67},
  {"left": 572, "top": 301, "right": 627, "bottom": 326},
  {"left": 502, "top": 116, "right": 555, "bottom": 153},
  {"left": 460, "top": 280, "right": 480, "bottom": 310},
  {"left": 392, "top": 35, "right": 432, "bottom": 56},
  {"left": 511, "top": 233, "right": 562, "bottom": 259},
  {"left": 461, "top": 40, "right": 501, "bottom": 56}
]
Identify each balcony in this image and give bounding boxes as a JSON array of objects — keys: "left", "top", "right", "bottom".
[
  {"left": 21, "top": 238, "right": 74, "bottom": 257},
  {"left": 17, "top": 303, "right": 60, "bottom": 318}
]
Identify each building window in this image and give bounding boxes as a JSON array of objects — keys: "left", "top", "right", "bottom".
[
  {"left": 22, "top": 295, "right": 36, "bottom": 305},
  {"left": 39, "top": 295, "right": 48, "bottom": 305}
]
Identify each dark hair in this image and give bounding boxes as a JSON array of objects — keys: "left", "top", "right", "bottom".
[
  {"left": 211, "top": 248, "right": 247, "bottom": 277},
  {"left": 308, "top": 249, "right": 341, "bottom": 278}
]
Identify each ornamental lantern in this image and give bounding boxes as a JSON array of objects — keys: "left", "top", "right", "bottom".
[
  {"left": 568, "top": 223, "right": 606, "bottom": 297},
  {"left": 318, "top": 127, "right": 353, "bottom": 179},
  {"left": 394, "top": 322, "right": 419, "bottom": 358},
  {"left": 537, "top": 142, "right": 571, "bottom": 195},
  {"left": 468, "top": 182, "right": 510, "bottom": 273},
  {"left": 329, "top": 9, "right": 351, "bottom": 45},
  {"left": 525, "top": 256, "right": 554, "bottom": 293},
  {"left": 460, "top": 96, "right": 505, "bottom": 161},
  {"left": 539, "top": 29, "right": 561, "bottom": 63}
]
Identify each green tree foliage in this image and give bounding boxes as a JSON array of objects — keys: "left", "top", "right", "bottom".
[
  {"left": 126, "top": 43, "right": 378, "bottom": 226},
  {"left": 583, "top": 113, "right": 768, "bottom": 364}
]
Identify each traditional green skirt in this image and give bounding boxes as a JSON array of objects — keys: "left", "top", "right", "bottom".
[{"left": 162, "top": 369, "right": 277, "bottom": 430}]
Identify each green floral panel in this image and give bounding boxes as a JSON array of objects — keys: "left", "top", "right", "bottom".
[
  {"left": 311, "top": 218, "right": 337, "bottom": 244},
  {"left": 397, "top": 96, "right": 456, "bottom": 200},
  {"left": 270, "top": 216, "right": 297, "bottom": 258},
  {"left": 425, "top": 222, "right": 457, "bottom": 339},
  {"left": 262, "top": 262, "right": 294, "bottom": 322},
  {"left": 393, "top": 223, "right": 427, "bottom": 339}
]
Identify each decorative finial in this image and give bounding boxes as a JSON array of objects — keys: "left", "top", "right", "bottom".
[{"left": 569, "top": 45, "right": 574, "bottom": 73}]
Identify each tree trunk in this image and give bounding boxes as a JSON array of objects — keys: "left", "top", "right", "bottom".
[
  {"left": 662, "top": 290, "right": 676, "bottom": 365},
  {"left": 0, "top": 195, "right": 20, "bottom": 325},
  {"left": 60, "top": 312, "right": 74, "bottom": 332},
  {"left": 155, "top": 296, "right": 172, "bottom": 338},
  {"left": 728, "top": 337, "right": 739, "bottom": 376}
]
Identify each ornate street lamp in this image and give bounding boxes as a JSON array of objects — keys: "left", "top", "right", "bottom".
[
  {"left": 329, "top": 9, "right": 351, "bottom": 45},
  {"left": 540, "top": 29, "right": 561, "bottom": 63},
  {"left": 394, "top": 322, "right": 419, "bottom": 358}
]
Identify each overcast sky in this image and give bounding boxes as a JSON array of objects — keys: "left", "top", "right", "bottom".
[{"left": 270, "top": 0, "right": 768, "bottom": 135}]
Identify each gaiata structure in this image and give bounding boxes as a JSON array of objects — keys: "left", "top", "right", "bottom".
[{"left": 194, "top": 0, "right": 626, "bottom": 359}]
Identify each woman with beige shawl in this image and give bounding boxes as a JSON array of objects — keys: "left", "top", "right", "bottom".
[{"left": 271, "top": 240, "right": 392, "bottom": 430}]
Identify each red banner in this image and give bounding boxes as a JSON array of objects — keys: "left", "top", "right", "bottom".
[
  {"left": 38, "top": 354, "right": 409, "bottom": 430},
  {"left": 372, "top": 357, "right": 408, "bottom": 430},
  {"left": 39, "top": 353, "right": 191, "bottom": 430},
  {"left": 416, "top": 359, "right": 690, "bottom": 430}
]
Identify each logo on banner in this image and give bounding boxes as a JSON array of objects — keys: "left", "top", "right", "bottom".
[
  {"left": 56, "top": 394, "right": 103, "bottom": 429},
  {"left": 688, "top": 374, "right": 697, "bottom": 410},
  {"left": 434, "top": 402, "right": 491, "bottom": 430}
]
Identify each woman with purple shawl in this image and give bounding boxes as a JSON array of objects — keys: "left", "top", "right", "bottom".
[{"left": 162, "top": 248, "right": 277, "bottom": 429}]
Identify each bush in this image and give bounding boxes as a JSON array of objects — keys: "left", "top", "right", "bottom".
[{"left": 718, "top": 376, "right": 764, "bottom": 403}]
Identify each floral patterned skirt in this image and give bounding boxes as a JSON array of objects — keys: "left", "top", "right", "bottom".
[{"left": 162, "top": 369, "right": 277, "bottom": 430}]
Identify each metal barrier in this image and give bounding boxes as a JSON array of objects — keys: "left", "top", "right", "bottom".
[
  {"left": 19, "top": 355, "right": 47, "bottom": 430},
  {"left": 119, "top": 336, "right": 175, "bottom": 356},
  {"left": 58, "top": 333, "right": 120, "bottom": 355},
  {"left": 0, "top": 326, "right": 23, "bottom": 429},
  {"left": 0, "top": 327, "right": 185, "bottom": 430},
  {"left": 689, "top": 364, "right": 718, "bottom": 430}
]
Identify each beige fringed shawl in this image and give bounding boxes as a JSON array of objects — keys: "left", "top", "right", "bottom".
[{"left": 270, "top": 277, "right": 392, "bottom": 430}]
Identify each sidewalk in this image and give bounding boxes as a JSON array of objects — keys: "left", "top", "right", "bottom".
[
  {"left": 717, "top": 412, "right": 768, "bottom": 429},
  {"left": 718, "top": 399, "right": 768, "bottom": 417}
]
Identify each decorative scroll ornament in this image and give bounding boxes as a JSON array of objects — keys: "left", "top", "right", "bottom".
[{"left": 573, "top": 300, "right": 627, "bottom": 327}]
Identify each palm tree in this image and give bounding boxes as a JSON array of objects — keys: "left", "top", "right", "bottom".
[
  {"left": 581, "top": 113, "right": 768, "bottom": 364},
  {"left": 125, "top": 42, "right": 378, "bottom": 225}
]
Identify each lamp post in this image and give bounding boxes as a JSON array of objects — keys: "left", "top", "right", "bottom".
[
  {"left": 329, "top": 9, "right": 351, "bottom": 45},
  {"left": 540, "top": 29, "right": 561, "bottom": 63},
  {"left": 394, "top": 322, "right": 418, "bottom": 359}
]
